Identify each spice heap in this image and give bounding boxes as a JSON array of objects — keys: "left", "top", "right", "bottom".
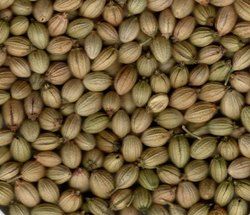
[{"left": 0, "top": 0, "right": 250, "bottom": 214}]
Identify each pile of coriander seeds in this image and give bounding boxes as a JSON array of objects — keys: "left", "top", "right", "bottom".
[{"left": 0, "top": 0, "right": 250, "bottom": 214}]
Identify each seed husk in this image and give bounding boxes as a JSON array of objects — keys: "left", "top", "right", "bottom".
[
  {"left": 159, "top": 8, "right": 176, "bottom": 39},
  {"left": 75, "top": 92, "right": 102, "bottom": 117},
  {"left": 198, "top": 45, "right": 225, "bottom": 65},
  {"left": 198, "top": 82, "right": 227, "bottom": 102},
  {"left": 147, "top": 93, "right": 169, "bottom": 114},
  {"left": 155, "top": 108, "right": 183, "bottom": 129},
  {"left": 170, "top": 87, "right": 197, "bottom": 110},
  {"left": 209, "top": 205, "right": 228, "bottom": 215},
  {"left": 246, "top": 91, "right": 250, "bottom": 105},
  {"left": 138, "top": 169, "right": 160, "bottom": 191},
  {"left": 150, "top": 72, "right": 171, "bottom": 93},
  {"left": 27, "top": 21, "right": 49, "bottom": 49},
  {"left": 170, "top": 64, "right": 189, "bottom": 89},
  {"left": 0, "top": 181, "right": 14, "bottom": 206},
  {"left": 132, "top": 79, "right": 152, "bottom": 107},
  {"left": 190, "top": 27, "right": 217, "bottom": 47},
  {"left": 31, "top": 203, "right": 63, "bottom": 215},
  {"left": 48, "top": 12, "right": 68, "bottom": 37},
  {"left": 115, "top": 164, "right": 139, "bottom": 190},
  {"left": 199, "top": 178, "right": 217, "bottom": 200},
  {"left": 232, "top": 45, "right": 250, "bottom": 71},
  {"left": 168, "top": 135, "right": 190, "bottom": 168},
  {"left": 150, "top": 35, "right": 171, "bottom": 63},
  {"left": 239, "top": 134, "right": 250, "bottom": 158},
  {"left": 0, "top": 162, "right": 20, "bottom": 181},
  {"left": 11, "top": 136, "right": 32, "bottom": 163},
  {"left": 103, "top": 2, "right": 123, "bottom": 26},
  {"left": 208, "top": 117, "right": 235, "bottom": 136},
  {"left": 171, "top": 0, "right": 194, "bottom": 19},
  {"left": 230, "top": 71, "right": 250, "bottom": 93},
  {"left": 241, "top": 106, "right": 250, "bottom": 132},
  {"left": 80, "top": 0, "right": 106, "bottom": 19},
  {"left": 193, "top": 4, "right": 216, "bottom": 26},
  {"left": 139, "top": 10, "right": 158, "bottom": 37},
  {"left": 214, "top": 180, "right": 234, "bottom": 207},
  {"left": 141, "top": 127, "right": 172, "bottom": 148},
  {"left": 136, "top": 52, "right": 158, "bottom": 77},
  {"left": 90, "top": 169, "right": 114, "bottom": 199},
  {"left": 96, "top": 130, "right": 118, "bottom": 153},
  {"left": 210, "top": 0, "right": 235, "bottom": 6},
  {"left": 234, "top": 179, "right": 250, "bottom": 202},
  {"left": 188, "top": 203, "right": 210, "bottom": 215},
  {"left": 5, "top": 36, "right": 33, "bottom": 57},
  {"left": 234, "top": 0, "right": 250, "bottom": 21},
  {"left": 21, "top": 160, "right": 45, "bottom": 182},
  {"left": 191, "top": 136, "right": 217, "bottom": 159},
  {"left": 87, "top": 197, "right": 113, "bottom": 215},
  {"left": 119, "top": 17, "right": 140, "bottom": 43},
  {"left": 38, "top": 108, "right": 63, "bottom": 132},
  {"left": 58, "top": 189, "right": 82, "bottom": 213},
  {"left": 103, "top": 153, "right": 124, "bottom": 173},
  {"left": 91, "top": 47, "right": 118, "bottom": 71},
  {"left": 32, "top": 133, "right": 63, "bottom": 151},
  {"left": 157, "top": 165, "right": 181, "bottom": 185},
  {"left": 132, "top": 187, "right": 152, "bottom": 212},
  {"left": 0, "top": 19, "right": 10, "bottom": 44},
  {"left": 96, "top": 22, "right": 119, "bottom": 45},
  {"left": 172, "top": 41, "right": 197, "bottom": 64},
  {"left": 83, "top": 71, "right": 112, "bottom": 92},
  {"left": 210, "top": 156, "right": 228, "bottom": 183},
  {"left": 67, "top": 47, "right": 91, "bottom": 79},
  {"left": 173, "top": 16, "right": 196, "bottom": 42},
  {"left": 185, "top": 102, "right": 217, "bottom": 123},
  {"left": 131, "top": 108, "right": 153, "bottom": 134},
  {"left": 60, "top": 103, "right": 75, "bottom": 116},
  {"left": 46, "top": 165, "right": 72, "bottom": 184},
  {"left": 184, "top": 160, "right": 209, "bottom": 182},
  {"left": 35, "top": 151, "right": 62, "bottom": 167},
  {"left": 0, "top": 130, "right": 14, "bottom": 147},
  {"left": 61, "top": 141, "right": 82, "bottom": 169},
  {"left": 127, "top": 0, "right": 147, "bottom": 15},
  {"left": 228, "top": 198, "right": 248, "bottom": 215},
  {"left": 228, "top": 157, "right": 250, "bottom": 179},
  {"left": 110, "top": 189, "right": 133, "bottom": 211},
  {"left": 16, "top": 120, "right": 40, "bottom": 142},
  {"left": 9, "top": 202, "right": 29, "bottom": 215},
  {"left": 233, "top": 22, "right": 250, "bottom": 39},
  {"left": 209, "top": 59, "right": 232, "bottom": 82},
  {"left": 81, "top": 110, "right": 112, "bottom": 133},
  {"left": 38, "top": 178, "right": 60, "bottom": 203},
  {"left": 147, "top": 0, "right": 173, "bottom": 11},
  {"left": 69, "top": 168, "right": 89, "bottom": 192},
  {"left": 168, "top": 203, "right": 187, "bottom": 215},
  {"left": 82, "top": 148, "right": 104, "bottom": 171},
  {"left": 0, "top": 146, "right": 11, "bottom": 166},
  {"left": 218, "top": 137, "right": 240, "bottom": 161},
  {"left": 220, "top": 35, "right": 245, "bottom": 53},
  {"left": 215, "top": 5, "right": 237, "bottom": 36},
  {"left": 15, "top": 180, "right": 40, "bottom": 208},
  {"left": 176, "top": 181, "right": 200, "bottom": 209},
  {"left": 122, "top": 134, "right": 142, "bottom": 162},
  {"left": 102, "top": 91, "right": 121, "bottom": 117},
  {"left": 139, "top": 147, "right": 168, "bottom": 169},
  {"left": 53, "top": 0, "right": 82, "bottom": 12},
  {"left": 0, "top": 0, "right": 15, "bottom": 10},
  {"left": 153, "top": 184, "right": 176, "bottom": 204}
]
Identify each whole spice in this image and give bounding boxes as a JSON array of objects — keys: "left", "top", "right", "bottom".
[{"left": 0, "top": 1, "right": 249, "bottom": 214}]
